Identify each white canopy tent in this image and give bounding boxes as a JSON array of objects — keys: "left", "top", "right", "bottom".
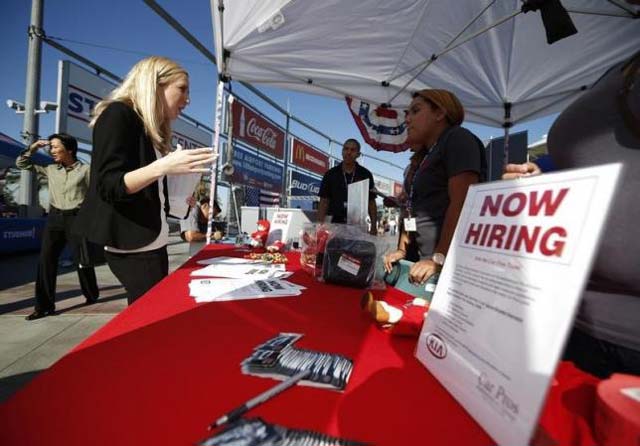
[
  {"left": 205, "top": 0, "right": 638, "bottom": 239},
  {"left": 210, "top": 0, "right": 639, "bottom": 129}
]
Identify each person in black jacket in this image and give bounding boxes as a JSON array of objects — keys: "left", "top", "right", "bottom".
[{"left": 75, "top": 56, "right": 215, "bottom": 304}]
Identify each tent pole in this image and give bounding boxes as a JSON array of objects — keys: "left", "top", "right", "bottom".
[
  {"left": 502, "top": 102, "right": 512, "bottom": 171},
  {"left": 206, "top": 80, "right": 226, "bottom": 245}
]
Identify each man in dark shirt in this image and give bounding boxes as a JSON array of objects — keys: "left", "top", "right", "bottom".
[
  {"left": 317, "top": 138, "right": 377, "bottom": 234},
  {"left": 16, "top": 133, "right": 99, "bottom": 320}
]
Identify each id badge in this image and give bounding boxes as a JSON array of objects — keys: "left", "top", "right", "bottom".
[{"left": 404, "top": 217, "right": 417, "bottom": 232}]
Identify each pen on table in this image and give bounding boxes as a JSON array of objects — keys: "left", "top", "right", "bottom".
[{"left": 208, "top": 369, "right": 311, "bottom": 430}]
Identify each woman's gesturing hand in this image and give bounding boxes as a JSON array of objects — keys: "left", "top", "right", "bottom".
[
  {"left": 383, "top": 249, "right": 406, "bottom": 273},
  {"left": 157, "top": 147, "right": 217, "bottom": 175}
]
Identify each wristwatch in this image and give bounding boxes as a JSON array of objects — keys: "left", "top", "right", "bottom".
[{"left": 431, "top": 252, "right": 446, "bottom": 266}]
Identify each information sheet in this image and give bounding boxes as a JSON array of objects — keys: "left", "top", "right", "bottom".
[
  {"left": 416, "top": 164, "right": 621, "bottom": 445},
  {"left": 267, "top": 211, "right": 293, "bottom": 246}
]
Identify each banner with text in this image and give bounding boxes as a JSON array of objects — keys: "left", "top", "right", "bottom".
[
  {"left": 393, "top": 181, "right": 404, "bottom": 198},
  {"left": 227, "top": 145, "right": 283, "bottom": 193},
  {"left": 415, "top": 164, "right": 621, "bottom": 446},
  {"left": 232, "top": 99, "right": 285, "bottom": 160},
  {"left": 291, "top": 137, "right": 329, "bottom": 176},
  {"left": 289, "top": 170, "right": 321, "bottom": 211},
  {"left": 289, "top": 170, "right": 321, "bottom": 198},
  {"left": 373, "top": 175, "right": 393, "bottom": 197},
  {"left": 56, "top": 60, "right": 211, "bottom": 149}
]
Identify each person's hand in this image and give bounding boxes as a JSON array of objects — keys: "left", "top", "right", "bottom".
[
  {"left": 29, "top": 140, "right": 49, "bottom": 152},
  {"left": 408, "top": 259, "right": 439, "bottom": 284},
  {"left": 185, "top": 195, "right": 197, "bottom": 207},
  {"left": 502, "top": 162, "right": 541, "bottom": 180},
  {"left": 156, "top": 147, "right": 217, "bottom": 175},
  {"left": 383, "top": 249, "right": 406, "bottom": 273}
]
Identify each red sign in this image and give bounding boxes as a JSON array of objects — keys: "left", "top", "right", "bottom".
[
  {"left": 393, "top": 181, "right": 404, "bottom": 198},
  {"left": 291, "top": 138, "right": 330, "bottom": 176},
  {"left": 232, "top": 101, "right": 285, "bottom": 159}
]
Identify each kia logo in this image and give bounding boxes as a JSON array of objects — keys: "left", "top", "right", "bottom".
[{"left": 426, "top": 333, "right": 447, "bottom": 359}]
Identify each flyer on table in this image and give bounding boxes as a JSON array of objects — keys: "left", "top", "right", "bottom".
[{"left": 416, "top": 163, "right": 622, "bottom": 446}]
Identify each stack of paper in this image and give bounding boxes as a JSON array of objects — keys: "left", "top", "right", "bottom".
[
  {"left": 189, "top": 278, "right": 306, "bottom": 303},
  {"left": 192, "top": 257, "right": 292, "bottom": 280}
]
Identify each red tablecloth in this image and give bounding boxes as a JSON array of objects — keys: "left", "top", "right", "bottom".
[{"left": 0, "top": 246, "right": 599, "bottom": 445}]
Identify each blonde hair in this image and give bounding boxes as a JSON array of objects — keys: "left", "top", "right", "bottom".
[{"left": 90, "top": 56, "right": 188, "bottom": 154}]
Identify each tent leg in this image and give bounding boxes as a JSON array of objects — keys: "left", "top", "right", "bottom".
[
  {"left": 206, "top": 80, "right": 226, "bottom": 245},
  {"left": 502, "top": 102, "right": 512, "bottom": 172}
]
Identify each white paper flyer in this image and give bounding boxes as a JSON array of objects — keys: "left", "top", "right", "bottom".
[{"left": 415, "top": 164, "right": 622, "bottom": 446}]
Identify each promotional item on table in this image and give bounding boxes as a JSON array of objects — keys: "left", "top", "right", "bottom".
[
  {"left": 199, "top": 417, "right": 368, "bottom": 446},
  {"left": 241, "top": 333, "right": 354, "bottom": 391}
]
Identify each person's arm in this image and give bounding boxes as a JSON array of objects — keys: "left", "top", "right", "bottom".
[
  {"left": 383, "top": 225, "right": 410, "bottom": 272},
  {"left": 16, "top": 140, "right": 48, "bottom": 176},
  {"left": 93, "top": 103, "right": 215, "bottom": 203},
  {"left": 317, "top": 198, "right": 330, "bottom": 223},
  {"left": 122, "top": 148, "right": 214, "bottom": 195},
  {"left": 409, "top": 171, "right": 478, "bottom": 283},
  {"left": 183, "top": 230, "right": 206, "bottom": 242},
  {"left": 316, "top": 172, "right": 331, "bottom": 223},
  {"left": 368, "top": 198, "right": 377, "bottom": 235}
]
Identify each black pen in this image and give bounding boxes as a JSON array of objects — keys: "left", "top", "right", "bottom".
[{"left": 208, "top": 369, "right": 311, "bottom": 430}]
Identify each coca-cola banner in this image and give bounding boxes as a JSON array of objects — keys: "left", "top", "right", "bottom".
[
  {"left": 290, "top": 137, "right": 330, "bottom": 176},
  {"left": 232, "top": 100, "right": 285, "bottom": 159}
]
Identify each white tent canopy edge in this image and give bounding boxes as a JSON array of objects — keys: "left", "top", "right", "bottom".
[{"left": 210, "top": 0, "right": 639, "bottom": 129}]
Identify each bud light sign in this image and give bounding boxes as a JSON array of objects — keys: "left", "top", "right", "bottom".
[
  {"left": 232, "top": 100, "right": 285, "bottom": 160},
  {"left": 290, "top": 170, "right": 321, "bottom": 197}
]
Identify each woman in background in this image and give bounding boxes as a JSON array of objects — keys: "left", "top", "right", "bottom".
[{"left": 75, "top": 56, "right": 215, "bottom": 303}]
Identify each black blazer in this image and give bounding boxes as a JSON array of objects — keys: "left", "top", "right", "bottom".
[{"left": 75, "top": 102, "right": 170, "bottom": 250}]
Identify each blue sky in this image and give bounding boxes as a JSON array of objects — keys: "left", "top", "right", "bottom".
[{"left": 1, "top": 0, "right": 556, "bottom": 183}]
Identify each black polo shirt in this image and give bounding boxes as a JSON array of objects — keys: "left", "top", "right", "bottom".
[
  {"left": 410, "top": 125, "right": 486, "bottom": 219},
  {"left": 407, "top": 125, "right": 486, "bottom": 258},
  {"left": 318, "top": 162, "right": 375, "bottom": 223}
]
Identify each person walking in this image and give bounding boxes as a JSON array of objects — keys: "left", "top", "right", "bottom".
[{"left": 17, "top": 133, "right": 99, "bottom": 320}]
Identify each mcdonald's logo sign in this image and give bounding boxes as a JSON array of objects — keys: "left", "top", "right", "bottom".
[
  {"left": 295, "top": 144, "right": 306, "bottom": 161},
  {"left": 291, "top": 137, "right": 330, "bottom": 176}
]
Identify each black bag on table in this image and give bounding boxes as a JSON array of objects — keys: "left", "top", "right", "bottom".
[{"left": 321, "top": 237, "right": 377, "bottom": 288}]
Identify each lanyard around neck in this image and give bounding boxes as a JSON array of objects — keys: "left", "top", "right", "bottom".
[
  {"left": 407, "top": 143, "right": 437, "bottom": 216},
  {"left": 343, "top": 166, "right": 356, "bottom": 187}
]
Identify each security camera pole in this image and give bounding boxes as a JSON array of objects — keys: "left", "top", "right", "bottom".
[{"left": 18, "top": 0, "right": 44, "bottom": 217}]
